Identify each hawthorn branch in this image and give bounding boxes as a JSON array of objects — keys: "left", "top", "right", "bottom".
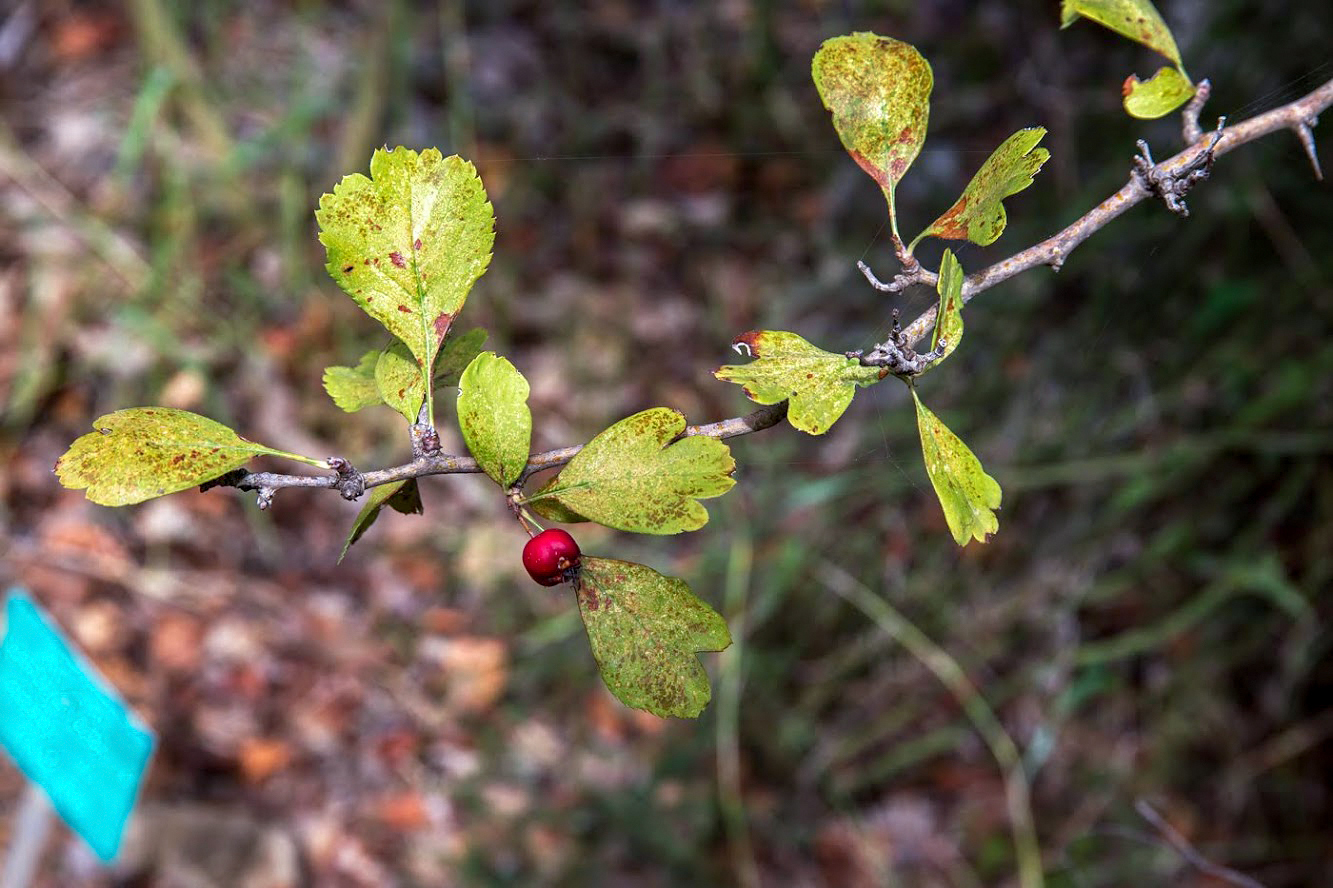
[
  {"left": 871, "top": 75, "right": 1332, "bottom": 349},
  {"left": 212, "top": 76, "right": 1329, "bottom": 505}
]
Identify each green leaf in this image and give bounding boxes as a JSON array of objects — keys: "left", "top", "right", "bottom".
[
  {"left": 911, "top": 390, "right": 1002, "bottom": 545},
  {"left": 316, "top": 147, "right": 496, "bottom": 425},
  {"left": 913, "top": 128, "right": 1049, "bottom": 248},
  {"left": 375, "top": 341, "right": 425, "bottom": 423},
  {"left": 574, "top": 557, "right": 731, "bottom": 718},
  {"left": 1122, "top": 66, "right": 1195, "bottom": 119},
  {"left": 531, "top": 408, "right": 735, "bottom": 534},
  {"left": 1060, "top": 0, "right": 1183, "bottom": 68},
  {"left": 812, "top": 33, "right": 932, "bottom": 240},
  {"left": 714, "top": 331, "right": 883, "bottom": 435},
  {"left": 56, "top": 408, "right": 324, "bottom": 506},
  {"left": 323, "top": 350, "right": 382, "bottom": 413},
  {"left": 928, "top": 249, "right": 964, "bottom": 368},
  {"left": 338, "top": 479, "right": 423, "bottom": 563},
  {"left": 457, "top": 352, "right": 532, "bottom": 487},
  {"left": 433, "top": 327, "right": 488, "bottom": 388}
]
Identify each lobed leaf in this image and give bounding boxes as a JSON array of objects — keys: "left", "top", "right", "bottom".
[
  {"left": 927, "top": 249, "right": 964, "bottom": 369},
  {"left": 714, "top": 331, "right": 883, "bottom": 435},
  {"left": 456, "top": 352, "right": 532, "bottom": 487},
  {"left": 573, "top": 557, "right": 731, "bottom": 718},
  {"left": 812, "top": 33, "right": 932, "bottom": 236},
  {"left": 323, "top": 351, "right": 382, "bottom": 413},
  {"left": 338, "top": 479, "right": 423, "bottom": 563},
  {"left": 1060, "top": 0, "right": 1183, "bottom": 67},
  {"left": 914, "top": 128, "right": 1049, "bottom": 248},
  {"left": 316, "top": 147, "right": 495, "bottom": 422},
  {"left": 56, "top": 408, "right": 321, "bottom": 506},
  {"left": 911, "top": 390, "right": 1002, "bottom": 545},
  {"left": 1122, "top": 66, "right": 1195, "bottom": 119},
  {"left": 531, "top": 408, "right": 735, "bottom": 534}
]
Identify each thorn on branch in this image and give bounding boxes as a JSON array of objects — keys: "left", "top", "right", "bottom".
[
  {"left": 1294, "top": 117, "right": 1323, "bottom": 180},
  {"left": 850, "top": 308, "right": 947, "bottom": 378},
  {"left": 1181, "top": 78, "right": 1212, "bottom": 145},
  {"left": 328, "top": 456, "right": 366, "bottom": 500},
  {"left": 1134, "top": 117, "right": 1227, "bottom": 217}
]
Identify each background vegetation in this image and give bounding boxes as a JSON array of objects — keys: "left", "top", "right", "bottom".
[{"left": 1, "top": 1, "right": 1329, "bottom": 885}]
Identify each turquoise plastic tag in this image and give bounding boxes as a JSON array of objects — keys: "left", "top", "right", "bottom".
[{"left": 0, "top": 589, "right": 154, "bottom": 862}]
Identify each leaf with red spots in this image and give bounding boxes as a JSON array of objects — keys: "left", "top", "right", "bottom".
[
  {"left": 911, "top": 391, "right": 1002, "bottom": 546},
  {"left": 913, "top": 128, "right": 1049, "bottom": 248},
  {"left": 812, "top": 33, "right": 932, "bottom": 241},
  {"left": 456, "top": 352, "right": 531, "bottom": 488},
  {"left": 1122, "top": 66, "right": 1194, "bottom": 119},
  {"left": 1060, "top": 0, "right": 1183, "bottom": 67},
  {"left": 339, "top": 479, "right": 423, "bottom": 563},
  {"left": 317, "top": 148, "right": 495, "bottom": 426},
  {"left": 529, "top": 408, "right": 735, "bottom": 534},
  {"left": 714, "top": 331, "right": 882, "bottom": 435},
  {"left": 574, "top": 557, "right": 730, "bottom": 718},
  {"left": 56, "top": 408, "right": 325, "bottom": 506}
]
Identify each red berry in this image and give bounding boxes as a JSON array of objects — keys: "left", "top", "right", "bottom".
[{"left": 522, "top": 529, "right": 582, "bottom": 586}]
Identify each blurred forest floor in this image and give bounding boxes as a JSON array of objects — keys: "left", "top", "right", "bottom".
[{"left": 1, "top": 1, "right": 1330, "bottom": 886}]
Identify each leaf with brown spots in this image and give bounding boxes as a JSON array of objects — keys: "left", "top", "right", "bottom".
[
  {"left": 574, "top": 557, "right": 730, "bottom": 718},
  {"left": 714, "top": 331, "right": 883, "bottom": 435},
  {"left": 530, "top": 408, "right": 735, "bottom": 534},
  {"left": 56, "top": 408, "right": 324, "bottom": 506},
  {"left": 339, "top": 479, "right": 423, "bottom": 562},
  {"left": 911, "top": 390, "right": 1002, "bottom": 545},
  {"left": 913, "top": 128, "right": 1049, "bottom": 248},
  {"left": 812, "top": 33, "right": 932, "bottom": 239},
  {"left": 375, "top": 341, "right": 425, "bottom": 423},
  {"left": 1060, "top": 0, "right": 1183, "bottom": 67},
  {"left": 317, "top": 147, "right": 495, "bottom": 425}
]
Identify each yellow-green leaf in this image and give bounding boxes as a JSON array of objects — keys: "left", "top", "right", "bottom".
[
  {"left": 914, "top": 128, "right": 1049, "bottom": 248},
  {"left": 1060, "top": 0, "right": 1183, "bottom": 67},
  {"left": 714, "top": 331, "right": 883, "bottom": 435},
  {"left": 316, "top": 147, "right": 495, "bottom": 424},
  {"left": 338, "top": 479, "right": 423, "bottom": 563},
  {"left": 375, "top": 341, "right": 425, "bottom": 423},
  {"left": 928, "top": 249, "right": 964, "bottom": 368},
  {"left": 56, "top": 408, "right": 323, "bottom": 506},
  {"left": 531, "top": 408, "right": 735, "bottom": 534},
  {"left": 574, "top": 557, "right": 731, "bottom": 718},
  {"left": 323, "top": 350, "right": 382, "bottom": 413},
  {"left": 812, "top": 33, "right": 932, "bottom": 238},
  {"left": 911, "top": 391, "right": 1001, "bottom": 545},
  {"left": 1122, "top": 66, "right": 1195, "bottom": 119},
  {"left": 456, "top": 352, "right": 531, "bottom": 487}
]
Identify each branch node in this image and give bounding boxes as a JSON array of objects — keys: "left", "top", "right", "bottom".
[
  {"left": 1133, "top": 118, "right": 1225, "bottom": 218},
  {"left": 858, "top": 259, "right": 933, "bottom": 294},
  {"left": 1294, "top": 117, "right": 1323, "bottom": 180},
  {"left": 856, "top": 307, "right": 946, "bottom": 377},
  {"left": 411, "top": 423, "right": 441, "bottom": 458},
  {"left": 328, "top": 456, "right": 366, "bottom": 500},
  {"left": 256, "top": 487, "right": 276, "bottom": 511}
]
